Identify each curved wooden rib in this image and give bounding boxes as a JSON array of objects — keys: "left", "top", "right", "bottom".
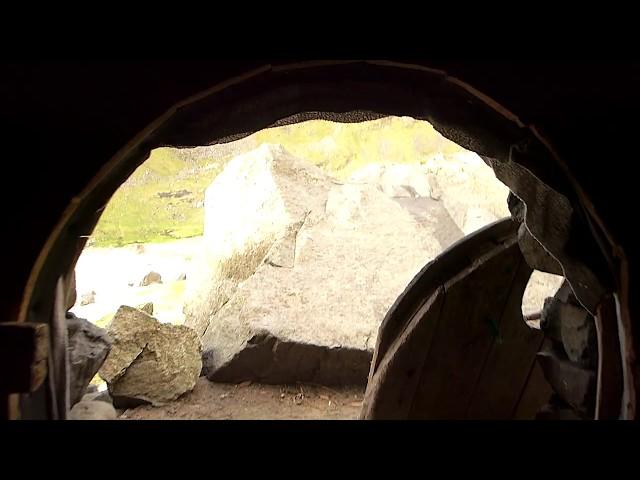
[{"left": 361, "top": 218, "right": 550, "bottom": 419}]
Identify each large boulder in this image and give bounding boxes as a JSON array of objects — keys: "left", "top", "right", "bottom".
[
  {"left": 99, "top": 305, "right": 202, "bottom": 408},
  {"left": 184, "top": 144, "right": 335, "bottom": 338},
  {"left": 185, "top": 145, "right": 450, "bottom": 385},
  {"left": 67, "top": 314, "right": 112, "bottom": 406}
]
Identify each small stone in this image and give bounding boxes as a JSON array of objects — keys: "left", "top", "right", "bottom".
[
  {"left": 137, "top": 302, "right": 154, "bottom": 315},
  {"left": 68, "top": 400, "right": 117, "bottom": 420},
  {"left": 80, "top": 291, "right": 96, "bottom": 306},
  {"left": 139, "top": 271, "right": 162, "bottom": 286}
]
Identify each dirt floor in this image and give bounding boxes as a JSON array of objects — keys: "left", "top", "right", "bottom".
[{"left": 119, "top": 378, "right": 365, "bottom": 420}]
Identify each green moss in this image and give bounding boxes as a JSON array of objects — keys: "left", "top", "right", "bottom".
[
  {"left": 90, "top": 149, "right": 227, "bottom": 247},
  {"left": 252, "top": 116, "right": 465, "bottom": 179},
  {"left": 90, "top": 117, "right": 466, "bottom": 247}
]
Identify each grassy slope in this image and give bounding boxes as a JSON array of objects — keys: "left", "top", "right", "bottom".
[{"left": 90, "top": 117, "right": 465, "bottom": 247}]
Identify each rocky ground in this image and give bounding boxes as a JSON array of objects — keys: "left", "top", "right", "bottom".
[
  {"left": 120, "top": 378, "right": 365, "bottom": 420},
  {"left": 69, "top": 237, "right": 200, "bottom": 327}
]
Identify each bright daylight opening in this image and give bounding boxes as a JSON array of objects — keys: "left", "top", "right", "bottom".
[{"left": 67, "top": 116, "right": 562, "bottom": 419}]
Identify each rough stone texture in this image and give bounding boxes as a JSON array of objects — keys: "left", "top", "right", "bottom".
[
  {"left": 349, "top": 163, "right": 432, "bottom": 198},
  {"left": 139, "top": 271, "right": 162, "bottom": 286},
  {"left": 560, "top": 305, "right": 598, "bottom": 368},
  {"left": 67, "top": 315, "right": 112, "bottom": 407},
  {"left": 137, "top": 302, "right": 154, "bottom": 315},
  {"left": 418, "top": 152, "right": 510, "bottom": 235},
  {"left": 205, "top": 332, "right": 373, "bottom": 385},
  {"left": 518, "top": 223, "right": 564, "bottom": 275},
  {"left": 485, "top": 155, "right": 606, "bottom": 313},
  {"left": 187, "top": 146, "right": 517, "bottom": 386},
  {"left": 537, "top": 349, "right": 596, "bottom": 417},
  {"left": 68, "top": 400, "right": 117, "bottom": 420},
  {"left": 99, "top": 305, "right": 202, "bottom": 408},
  {"left": 540, "top": 295, "right": 598, "bottom": 368},
  {"left": 184, "top": 144, "right": 336, "bottom": 338}
]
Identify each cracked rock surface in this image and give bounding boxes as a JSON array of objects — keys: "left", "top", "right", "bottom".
[
  {"left": 99, "top": 305, "right": 202, "bottom": 408},
  {"left": 187, "top": 145, "right": 512, "bottom": 385}
]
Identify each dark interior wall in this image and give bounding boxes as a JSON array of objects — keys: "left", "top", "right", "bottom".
[{"left": 1, "top": 60, "right": 638, "bottom": 328}]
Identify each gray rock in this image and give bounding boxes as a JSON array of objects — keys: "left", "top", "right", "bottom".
[
  {"left": 537, "top": 350, "right": 596, "bottom": 417},
  {"left": 186, "top": 145, "right": 445, "bottom": 385},
  {"left": 540, "top": 296, "right": 565, "bottom": 343},
  {"left": 139, "top": 271, "right": 162, "bottom": 286},
  {"left": 99, "top": 306, "right": 202, "bottom": 408},
  {"left": 68, "top": 400, "right": 117, "bottom": 420},
  {"left": 560, "top": 305, "right": 598, "bottom": 368},
  {"left": 67, "top": 316, "right": 112, "bottom": 406},
  {"left": 204, "top": 332, "right": 373, "bottom": 385},
  {"left": 517, "top": 223, "right": 564, "bottom": 275},
  {"left": 541, "top": 294, "right": 597, "bottom": 368}
]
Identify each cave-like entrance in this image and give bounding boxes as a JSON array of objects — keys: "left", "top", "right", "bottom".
[{"left": 15, "top": 61, "right": 630, "bottom": 420}]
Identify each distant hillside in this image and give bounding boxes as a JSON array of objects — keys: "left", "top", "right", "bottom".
[{"left": 90, "top": 117, "right": 466, "bottom": 247}]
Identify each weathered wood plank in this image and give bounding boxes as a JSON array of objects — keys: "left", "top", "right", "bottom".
[
  {"left": 362, "top": 218, "right": 545, "bottom": 419},
  {"left": 360, "top": 288, "right": 444, "bottom": 419},
  {"left": 465, "top": 257, "right": 546, "bottom": 419},
  {"left": 51, "top": 276, "right": 71, "bottom": 419},
  {"left": 369, "top": 219, "right": 518, "bottom": 376},
  {"left": 408, "top": 237, "right": 522, "bottom": 418}
]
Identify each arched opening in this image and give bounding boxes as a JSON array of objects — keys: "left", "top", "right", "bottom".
[
  {"left": 15, "top": 61, "right": 624, "bottom": 420},
  {"left": 68, "top": 116, "right": 516, "bottom": 419}
]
